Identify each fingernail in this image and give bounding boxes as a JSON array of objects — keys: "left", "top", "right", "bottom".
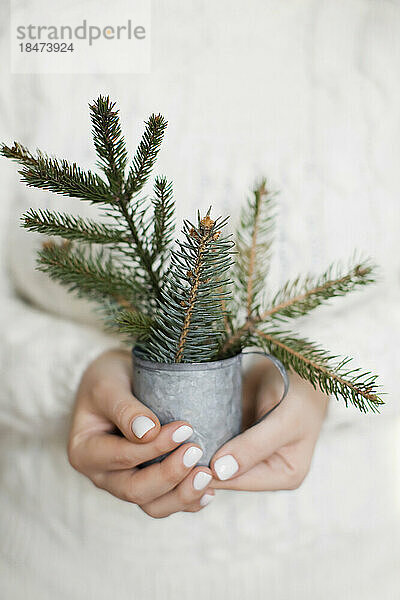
[
  {"left": 183, "top": 446, "right": 203, "bottom": 468},
  {"left": 172, "top": 425, "right": 193, "bottom": 443},
  {"left": 131, "top": 416, "right": 156, "bottom": 439},
  {"left": 193, "top": 471, "right": 212, "bottom": 491},
  {"left": 214, "top": 454, "right": 239, "bottom": 480},
  {"left": 200, "top": 494, "right": 215, "bottom": 507}
]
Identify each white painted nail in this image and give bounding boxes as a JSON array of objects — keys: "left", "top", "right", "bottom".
[
  {"left": 183, "top": 446, "right": 203, "bottom": 468},
  {"left": 200, "top": 494, "right": 215, "bottom": 507},
  {"left": 172, "top": 425, "right": 193, "bottom": 443},
  {"left": 131, "top": 416, "right": 156, "bottom": 439},
  {"left": 214, "top": 454, "right": 239, "bottom": 480},
  {"left": 193, "top": 471, "right": 212, "bottom": 491}
]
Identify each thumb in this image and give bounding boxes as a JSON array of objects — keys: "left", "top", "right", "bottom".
[
  {"left": 92, "top": 378, "right": 161, "bottom": 443},
  {"left": 210, "top": 411, "right": 285, "bottom": 481}
]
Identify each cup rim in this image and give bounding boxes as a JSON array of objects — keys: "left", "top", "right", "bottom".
[{"left": 132, "top": 347, "right": 242, "bottom": 372}]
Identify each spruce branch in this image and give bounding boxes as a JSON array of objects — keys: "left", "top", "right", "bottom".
[
  {"left": 125, "top": 114, "right": 167, "bottom": 198},
  {"left": 233, "top": 178, "right": 275, "bottom": 317},
  {"left": 265, "top": 258, "right": 377, "bottom": 322},
  {"left": 142, "top": 211, "right": 234, "bottom": 363},
  {"left": 255, "top": 328, "right": 383, "bottom": 413},
  {"left": 174, "top": 216, "right": 218, "bottom": 363},
  {"left": 86, "top": 105, "right": 168, "bottom": 299},
  {"left": 0, "top": 144, "right": 112, "bottom": 204},
  {"left": 105, "top": 306, "right": 153, "bottom": 340},
  {"left": 89, "top": 95, "right": 128, "bottom": 192},
  {"left": 1, "top": 104, "right": 170, "bottom": 304},
  {"left": 151, "top": 175, "right": 175, "bottom": 266},
  {"left": 22, "top": 208, "right": 130, "bottom": 245},
  {"left": 219, "top": 258, "right": 377, "bottom": 358},
  {"left": 0, "top": 142, "right": 37, "bottom": 166},
  {"left": 37, "top": 241, "right": 144, "bottom": 309}
]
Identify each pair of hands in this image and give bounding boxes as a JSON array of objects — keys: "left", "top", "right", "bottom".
[{"left": 68, "top": 349, "right": 329, "bottom": 518}]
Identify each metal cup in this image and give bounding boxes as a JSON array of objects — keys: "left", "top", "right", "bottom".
[
  {"left": 132, "top": 349, "right": 289, "bottom": 467},
  {"left": 132, "top": 350, "right": 243, "bottom": 466}
]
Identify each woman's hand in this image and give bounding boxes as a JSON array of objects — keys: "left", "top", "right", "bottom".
[
  {"left": 210, "top": 358, "right": 329, "bottom": 491},
  {"left": 68, "top": 349, "right": 214, "bottom": 518}
]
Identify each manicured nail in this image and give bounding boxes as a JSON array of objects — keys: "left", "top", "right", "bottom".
[
  {"left": 183, "top": 446, "right": 203, "bottom": 468},
  {"left": 172, "top": 425, "right": 193, "bottom": 443},
  {"left": 131, "top": 416, "right": 156, "bottom": 439},
  {"left": 200, "top": 494, "right": 214, "bottom": 507},
  {"left": 214, "top": 454, "right": 239, "bottom": 480},
  {"left": 193, "top": 471, "right": 212, "bottom": 491}
]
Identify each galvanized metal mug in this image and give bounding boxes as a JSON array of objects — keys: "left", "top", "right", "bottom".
[{"left": 132, "top": 349, "right": 289, "bottom": 467}]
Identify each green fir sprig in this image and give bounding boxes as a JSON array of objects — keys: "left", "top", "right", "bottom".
[
  {"left": 233, "top": 178, "right": 275, "bottom": 318},
  {"left": 265, "top": 258, "right": 376, "bottom": 322},
  {"left": 89, "top": 96, "right": 128, "bottom": 194},
  {"left": 22, "top": 208, "right": 129, "bottom": 245},
  {"left": 2, "top": 144, "right": 112, "bottom": 204},
  {"left": 140, "top": 212, "right": 234, "bottom": 363},
  {"left": 37, "top": 240, "right": 146, "bottom": 310},
  {"left": 254, "top": 328, "right": 383, "bottom": 413},
  {"left": 125, "top": 113, "right": 168, "bottom": 198},
  {"left": 151, "top": 175, "right": 175, "bottom": 270}
]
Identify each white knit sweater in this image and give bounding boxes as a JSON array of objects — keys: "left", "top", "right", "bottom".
[{"left": 0, "top": 1, "right": 399, "bottom": 598}]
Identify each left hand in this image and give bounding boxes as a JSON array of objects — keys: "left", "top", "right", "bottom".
[{"left": 210, "top": 359, "right": 329, "bottom": 491}]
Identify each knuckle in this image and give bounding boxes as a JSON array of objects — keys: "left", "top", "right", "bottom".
[
  {"left": 161, "top": 461, "right": 182, "bottom": 487},
  {"left": 286, "top": 467, "right": 308, "bottom": 490},
  {"left": 91, "top": 472, "right": 106, "bottom": 490},
  {"left": 176, "top": 485, "right": 192, "bottom": 505},
  {"left": 67, "top": 438, "right": 82, "bottom": 472},
  {"left": 125, "top": 487, "right": 144, "bottom": 505},
  {"left": 124, "top": 478, "right": 149, "bottom": 505},
  {"left": 185, "top": 505, "right": 202, "bottom": 513},
  {"left": 112, "top": 398, "right": 133, "bottom": 428},
  {"left": 141, "top": 505, "right": 170, "bottom": 520},
  {"left": 110, "top": 452, "right": 135, "bottom": 470},
  {"left": 152, "top": 435, "right": 171, "bottom": 456}
]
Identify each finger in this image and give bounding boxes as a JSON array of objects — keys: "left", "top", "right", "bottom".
[
  {"left": 210, "top": 409, "right": 288, "bottom": 482},
  {"left": 95, "top": 443, "right": 204, "bottom": 505},
  {"left": 70, "top": 421, "right": 194, "bottom": 473},
  {"left": 140, "top": 468, "right": 215, "bottom": 518},
  {"left": 91, "top": 378, "right": 161, "bottom": 443},
  {"left": 211, "top": 443, "right": 314, "bottom": 491}
]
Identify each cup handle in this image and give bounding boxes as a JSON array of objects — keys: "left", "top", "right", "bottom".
[{"left": 242, "top": 350, "right": 290, "bottom": 424}]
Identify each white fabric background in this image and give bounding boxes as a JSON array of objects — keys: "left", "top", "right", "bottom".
[{"left": 0, "top": 1, "right": 399, "bottom": 598}]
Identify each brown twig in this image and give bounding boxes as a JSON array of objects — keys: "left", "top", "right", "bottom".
[{"left": 175, "top": 218, "right": 214, "bottom": 362}]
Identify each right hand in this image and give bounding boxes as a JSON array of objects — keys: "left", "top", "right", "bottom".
[{"left": 68, "top": 349, "right": 215, "bottom": 518}]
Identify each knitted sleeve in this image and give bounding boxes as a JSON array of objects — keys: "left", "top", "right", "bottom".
[{"left": 0, "top": 290, "right": 121, "bottom": 438}]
